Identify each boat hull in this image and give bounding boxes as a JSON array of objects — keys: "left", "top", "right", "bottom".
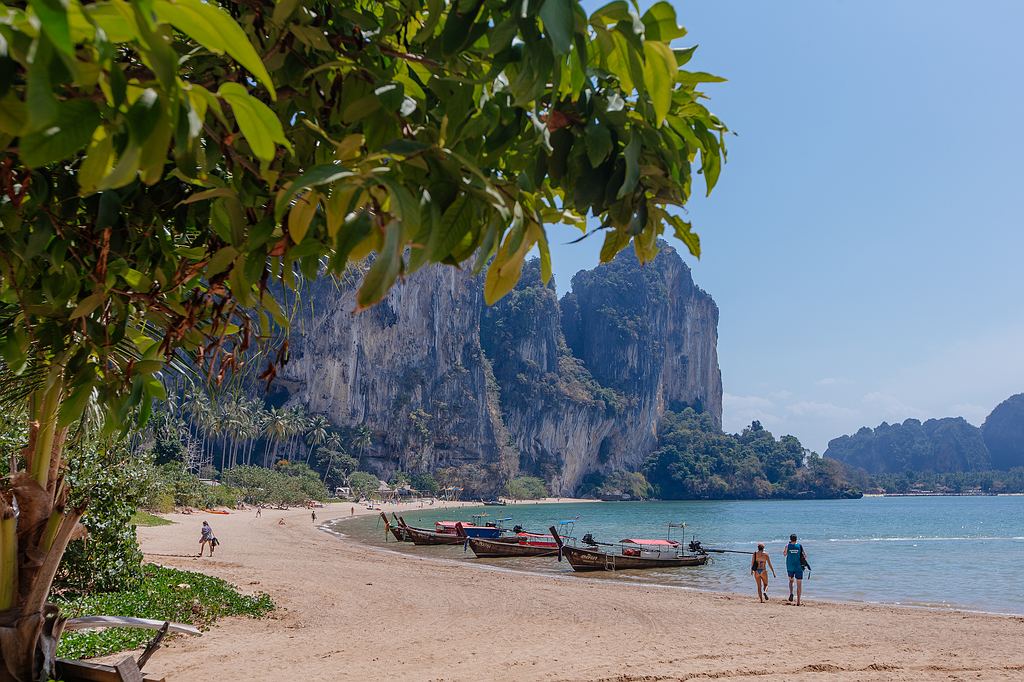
[
  {"left": 467, "top": 537, "right": 560, "bottom": 558},
  {"left": 402, "top": 524, "right": 466, "bottom": 546},
  {"left": 561, "top": 545, "right": 709, "bottom": 572}
]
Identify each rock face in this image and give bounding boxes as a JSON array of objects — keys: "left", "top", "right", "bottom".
[
  {"left": 982, "top": 394, "right": 1024, "bottom": 470},
  {"left": 274, "top": 245, "right": 723, "bottom": 494},
  {"left": 271, "top": 266, "right": 516, "bottom": 477},
  {"left": 824, "top": 417, "right": 991, "bottom": 473}
]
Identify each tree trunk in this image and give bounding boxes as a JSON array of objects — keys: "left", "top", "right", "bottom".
[{"left": 0, "top": 604, "right": 66, "bottom": 682}]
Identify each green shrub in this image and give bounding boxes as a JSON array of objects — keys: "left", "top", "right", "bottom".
[
  {"left": 55, "top": 565, "right": 274, "bottom": 659},
  {"left": 149, "top": 491, "right": 175, "bottom": 513},
  {"left": 504, "top": 475, "right": 548, "bottom": 500},
  {"left": 130, "top": 511, "right": 173, "bottom": 527},
  {"left": 220, "top": 464, "right": 328, "bottom": 505},
  {"left": 58, "top": 448, "right": 148, "bottom": 593},
  {"left": 347, "top": 471, "right": 380, "bottom": 498}
]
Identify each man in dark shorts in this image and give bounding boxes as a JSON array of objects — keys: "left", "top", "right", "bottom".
[{"left": 783, "top": 533, "right": 808, "bottom": 605}]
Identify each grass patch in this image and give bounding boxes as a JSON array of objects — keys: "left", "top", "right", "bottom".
[
  {"left": 131, "top": 510, "right": 173, "bottom": 527},
  {"left": 54, "top": 565, "right": 274, "bottom": 659}
]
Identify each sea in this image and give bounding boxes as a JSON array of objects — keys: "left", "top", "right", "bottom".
[{"left": 332, "top": 495, "right": 1024, "bottom": 615}]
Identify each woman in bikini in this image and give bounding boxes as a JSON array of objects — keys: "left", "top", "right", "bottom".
[{"left": 751, "top": 543, "right": 776, "bottom": 603}]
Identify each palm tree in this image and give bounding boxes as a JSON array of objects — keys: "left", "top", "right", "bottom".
[
  {"left": 354, "top": 424, "right": 372, "bottom": 459},
  {"left": 263, "top": 407, "right": 290, "bottom": 467},
  {"left": 305, "top": 416, "right": 329, "bottom": 464},
  {"left": 320, "top": 433, "right": 345, "bottom": 486}
]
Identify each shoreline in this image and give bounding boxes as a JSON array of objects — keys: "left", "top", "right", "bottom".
[
  {"left": 135, "top": 501, "right": 1024, "bottom": 681},
  {"left": 326, "top": 507, "right": 1024, "bottom": 619}
]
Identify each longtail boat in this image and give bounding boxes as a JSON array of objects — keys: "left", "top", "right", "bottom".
[
  {"left": 434, "top": 518, "right": 505, "bottom": 539},
  {"left": 379, "top": 512, "right": 410, "bottom": 542},
  {"left": 549, "top": 526, "right": 709, "bottom": 572},
  {"left": 397, "top": 516, "right": 468, "bottom": 545},
  {"left": 463, "top": 532, "right": 561, "bottom": 558}
]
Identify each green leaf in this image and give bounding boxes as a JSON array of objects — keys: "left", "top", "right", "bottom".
[
  {"left": 19, "top": 100, "right": 101, "bottom": 167},
  {"left": 275, "top": 164, "right": 352, "bottom": 222},
  {"left": 356, "top": 221, "right": 403, "bottom": 309},
  {"left": 0, "top": 93, "right": 26, "bottom": 136},
  {"left": 539, "top": 0, "right": 574, "bottom": 56},
  {"left": 537, "top": 227, "right": 552, "bottom": 284},
  {"left": 341, "top": 95, "right": 381, "bottom": 123},
  {"left": 643, "top": 42, "right": 676, "bottom": 125},
  {"left": 58, "top": 380, "right": 95, "bottom": 427},
  {"left": 589, "top": 1, "right": 630, "bottom": 27},
  {"left": 599, "top": 228, "right": 630, "bottom": 262},
  {"left": 641, "top": 2, "right": 687, "bottom": 42},
  {"left": 78, "top": 128, "right": 114, "bottom": 195},
  {"left": 484, "top": 221, "right": 538, "bottom": 305},
  {"left": 616, "top": 132, "right": 641, "bottom": 199},
  {"left": 153, "top": 0, "right": 276, "bottom": 99},
  {"left": 206, "top": 246, "right": 238, "bottom": 277},
  {"left": 218, "top": 82, "right": 290, "bottom": 162},
  {"left": 30, "top": 0, "right": 74, "bottom": 56},
  {"left": 585, "top": 120, "right": 612, "bottom": 167},
  {"left": 668, "top": 214, "right": 700, "bottom": 257},
  {"left": 96, "top": 141, "right": 140, "bottom": 189},
  {"left": 428, "top": 194, "right": 473, "bottom": 261},
  {"left": 677, "top": 71, "right": 727, "bottom": 85},
  {"left": 271, "top": 0, "right": 300, "bottom": 25},
  {"left": 287, "top": 191, "right": 319, "bottom": 244},
  {"left": 85, "top": 1, "right": 141, "bottom": 43},
  {"left": 69, "top": 291, "right": 104, "bottom": 319},
  {"left": 25, "top": 36, "right": 58, "bottom": 131}
]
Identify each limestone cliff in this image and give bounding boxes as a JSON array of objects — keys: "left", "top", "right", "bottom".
[
  {"left": 271, "top": 266, "right": 516, "bottom": 479},
  {"left": 273, "top": 245, "right": 722, "bottom": 494},
  {"left": 482, "top": 247, "right": 722, "bottom": 493}
]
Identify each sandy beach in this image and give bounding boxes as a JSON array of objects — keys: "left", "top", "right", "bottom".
[{"left": 135, "top": 502, "right": 1024, "bottom": 681}]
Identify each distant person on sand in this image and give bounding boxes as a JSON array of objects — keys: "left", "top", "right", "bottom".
[
  {"left": 350, "top": 506, "right": 354, "bottom": 516},
  {"left": 199, "top": 521, "right": 218, "bottom": 557},
  {"left": 312, "top": 510, "right": 317, "bottom": 523},
  {"left": 278, "top": 518, "right": 286, "bottom": 526},
  {"left": 256, "top": 506, "right": 261, "bottom": 518},
  {"left": 750, "top": 543, "right": 776, "bottom": 602},
  {"left": 783, "top": 534, "right": 809, "bottom": 605}
]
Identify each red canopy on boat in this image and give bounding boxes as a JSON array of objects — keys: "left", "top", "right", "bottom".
[{"left": 619, "top": 539, "right": 680, "bottom": 546}]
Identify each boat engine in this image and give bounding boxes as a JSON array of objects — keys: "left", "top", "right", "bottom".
[
  {"left": 512, "top": 525, "right": 524, "bottom": 533},
  {"left": 688, "top": 539, "right": 707, "bottom": 555},
  {"left": 582, "top": 533, "right": 598, "bottom": 546}
]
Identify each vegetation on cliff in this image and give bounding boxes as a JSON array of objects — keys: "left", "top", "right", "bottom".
[
  {"left": 643, "top": 409, "right": 861, "bottom": 500},
  {"left": 825, "top": 418, "right": 991, "bottom": 473},
  {"left": 982, "top": 394, "right": 1024, "bottom": 470}
]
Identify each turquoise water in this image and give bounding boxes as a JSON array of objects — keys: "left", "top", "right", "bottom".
[{"left": 336, "top": 496, "right": 1024, "bottom": 615}]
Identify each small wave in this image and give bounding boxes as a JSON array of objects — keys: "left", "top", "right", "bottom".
[{"left": 826, "top": 536, "right": 1024, "bottom": 543}]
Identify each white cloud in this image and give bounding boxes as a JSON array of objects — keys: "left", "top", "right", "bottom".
[
  {"left": 723, "top": 393, "right": 780, "bottom": 433},
  {"left": 861, "top": 391, "right": 927, "bottom": 421},
  {"left": 786, "top": 400, "right": 858, "bottom": 419},
  {"left": 947, "top": 403, "right": 988, "bottom": 426}
]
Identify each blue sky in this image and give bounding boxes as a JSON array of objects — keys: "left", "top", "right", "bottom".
[{"left": 548, "top": 1, "right": 1024, "bottom": 452}]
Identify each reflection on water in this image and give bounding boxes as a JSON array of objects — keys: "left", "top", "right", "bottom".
[{"left": 329, "top": 496, "right": 1024, "bottom": 615}]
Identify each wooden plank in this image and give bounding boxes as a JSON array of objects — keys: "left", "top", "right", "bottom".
[
  {"left": 55, "top": 658, "right": 165, "bottom": 682},
  {"left": 114, "top": 657, "right": 144, "bottom": 682}
]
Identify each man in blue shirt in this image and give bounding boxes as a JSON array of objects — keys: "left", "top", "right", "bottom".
[{"left": 783, "top": 533, "right": 808, "bottom": 605}]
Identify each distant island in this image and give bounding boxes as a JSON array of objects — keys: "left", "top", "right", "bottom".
[{"left": 825, "top": 393, "right": 1024, "bottom": 495}]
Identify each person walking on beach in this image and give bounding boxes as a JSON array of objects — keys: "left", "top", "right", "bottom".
[
  {"left": 311, "top": 510, "right": 317, "bottom": 523},
  {"left": 199, "top": 521, "right": 218, "bottom": 557},
  {"left": 751, "top": 543, "right": 776, "bottom": 603},
  {"left": 783, "top": 534, "right": 808, "bottom": 605},
  {"left": 256, "top": 506, "right": 261, "bottom": 518}
]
